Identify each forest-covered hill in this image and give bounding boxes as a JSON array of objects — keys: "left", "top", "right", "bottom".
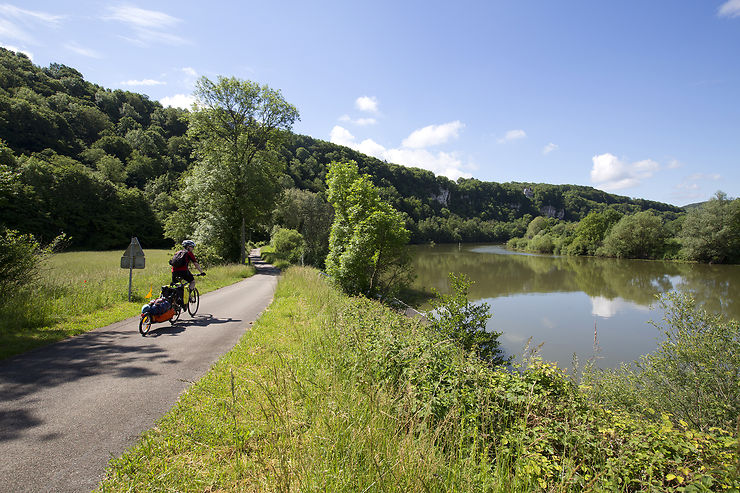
[{"left": 0, "top": 48, "right": 684, "bottom": 250}]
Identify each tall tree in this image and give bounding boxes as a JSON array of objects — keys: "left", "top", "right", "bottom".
[
  {"left": 184, "top": 76, "right": 299, "bottom": 263},
  {"left": 326, "top": 161, "right": 412, "bottom": 299},
  {"left": 679, "top": 191, "right": 740, "bottom": 264},
  {"left": 600, "top": 211, "right": 668, "bottom": 259},
  {"left": 272, "top": 188, "right": 333, "bottom": 267}
]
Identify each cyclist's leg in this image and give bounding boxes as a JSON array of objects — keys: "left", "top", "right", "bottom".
[{"left": 180, "top": 271, "right": 196, "bottom": 299}]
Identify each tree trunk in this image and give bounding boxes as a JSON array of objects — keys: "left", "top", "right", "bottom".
[{"left": 240, "top": 216, "right": 246, "bottom": 265}]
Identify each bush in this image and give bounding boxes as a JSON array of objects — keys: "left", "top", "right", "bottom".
[
  {"left": 583, "top": 291, "right": 740, "bottom": 431},
  {"left": 270, "top": 227, "right": 304, "bottom": 264},
  {"left": 427, "top": 273, "right": 508, "bottom": 366},
  {"left": 0, "top": 228, "right": 46, "bottom": 300},
  {"left": 527, "top": 233, "right": 555, "bottom": 254}
]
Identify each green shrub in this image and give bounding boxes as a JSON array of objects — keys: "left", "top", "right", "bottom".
[
  {"left": 584, "top": 291, "right": 740, "bottom": 432},
  {"left": 270, "top": 227, "right": 304, "bottom": 264},
  {"left": 0, "top": 228, "right": 43, "bottom": 300},
  {"left": 427, "top": 273, "right": 509, "bottom": 366},
  {"left": 527, "top": 233, "right": 555, "bottom": 254}
]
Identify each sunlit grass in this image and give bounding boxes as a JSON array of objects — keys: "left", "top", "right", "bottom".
[
  {"left": 98, "top": 267, "right": 738, "bottom": 492},
  {"left": 0, "top": 249, "right": 255, "bottom": 359}
]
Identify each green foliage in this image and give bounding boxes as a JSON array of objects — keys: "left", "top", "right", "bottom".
[
  {"left": 680, "top": 191, "right": 740, "bottom": 263},
  {"left": 0, "top": 229, "right": 45, "bottom": 300},
  {"left": 584, "top": 291, "right": 740, "bottom": 432},
  {"left": 0, "top": 48, "right": 191, "bottom": 250},
  {"left": 599, "top": 210, "right": 669, "bottom": 259},
  {"left": 567, "top": 209, "right": 622, "bottom": 256},
  {"left": 98, "top": 267, "right": 739, "bottom": 491},
  {"left": 270, "top": 227, "right": 304, "bottom": 264},
  {"left": 271, "top": 188, "right": 333, "bottom": 267},
  {"left": 326, "top": 161, "right": 412, "bottom": 299},
  {"left": 428, "top": 273, "right": 508, "bottom": 365},
  {"left": 177, "top": 75, "right": 300, "bottom": 263}
]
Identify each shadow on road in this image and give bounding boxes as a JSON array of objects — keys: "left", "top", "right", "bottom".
[
  {"left": 0, "top": 328, "right": 175, "bottom": 442},
  {"left": 144, "top": 314, "right": 240, "bottom": 337},
  {"left": 0, "top": 328, "right": 172, "bottom": 403},
  {"left": 250, "top": 256, "right": 281, "bottom": 277}
]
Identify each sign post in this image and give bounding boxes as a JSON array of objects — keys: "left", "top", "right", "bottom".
[{"left": 121, "top": 237, "right": 145, "bottom": 301}]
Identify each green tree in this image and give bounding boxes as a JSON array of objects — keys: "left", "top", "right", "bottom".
[
  {"left": 599, "top": 211, "right": 668, "bottom": 259},
  {"left": 326, "top": 161, "right": 412, "bottom": 299},
  {"left": 270, "top": 227, "right": 305, "bottom": 264},
  {"left": 428, "top": 273, "right": 508, "bottom": 366},
  {"left": 272, "top": 188, "right": 333, "bottom": 267},
  {"left": 567, "top": 209, "right": 622, "bottom": 256},
  {"left": 679, "top": 191, "right": 740, "bottom": 264},
  {"left": 182, "top": 76, "right": 299, "bottom": 263}
]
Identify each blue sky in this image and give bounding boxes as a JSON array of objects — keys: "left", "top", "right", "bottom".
[{"left": 2, "top": 1, "right": 739, "bottom": 206}]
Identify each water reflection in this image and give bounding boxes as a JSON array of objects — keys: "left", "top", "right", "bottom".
[{"left": 411, "top": 243, "right": 740, "bottom": 368}]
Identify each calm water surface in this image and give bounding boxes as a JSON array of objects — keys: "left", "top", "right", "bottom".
[{"left": 411, "top": 244, "right": 740, "bottom": 368}]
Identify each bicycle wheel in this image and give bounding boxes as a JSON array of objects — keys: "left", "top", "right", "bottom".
[
  {"left": 171, "top": 304, "right": 181, "bottom": 324},
  {"left": 139, "top": 314, "right": 152, "bottom": 336},
  {"left": 187, "top": 287, "right": 199, "bottom": 316}
]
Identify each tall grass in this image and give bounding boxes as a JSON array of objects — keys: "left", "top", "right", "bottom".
[
  {"left": 0, "top": 249, "right": 255, "bottom": 359},
  {"left": 98, "top": 267, "right": 738, "bottom": 492}
]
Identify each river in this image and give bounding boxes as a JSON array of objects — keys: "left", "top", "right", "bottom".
[{"left": 410, "top": 243, "right": 740, "bottom": 369}]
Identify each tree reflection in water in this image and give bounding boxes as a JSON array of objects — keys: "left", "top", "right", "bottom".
[{"left": 410, "top": 243, "right": 740, "bottom": 368}]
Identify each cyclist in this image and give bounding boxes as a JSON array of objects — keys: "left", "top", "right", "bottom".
[{"left": 171, "top": 240, "right": 205, "bottom": 295}]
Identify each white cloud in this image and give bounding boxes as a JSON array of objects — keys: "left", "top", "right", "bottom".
[
  {"left": 590, "top": 153, "right": 660, "bottom": 191},
  {"left": 0, "top": 4, "right": 63, "bottom": 45},
  {"left": 0, "top": 18, "right": 31, "bottom": 43},
  {"left": 105, "top": 6, "right": 187, "bottom": 46},
  {"left": 182, "top": 67, "right": 198, "bottom": 77},
  {"left": 121, "top": 79, "right": 166, "bottom": 86},
  {"left": 385, "top": 148, "right": 472, "bottom": 180},
  {"left": 672, "top": 173, "right": 721, "bottom": 202},
  {"left": 355, "top": 96, "right": 379, "bottom": 113},
  {"left": 402, "top": 121, "right": 464, "bottom": 149},
  {"left": 0, "top": 5, "right": 64, "bottom": 24},
  {"left": 105, "top": 5, "right": 180, "bottom": 29},
  {"left": 339, "top": 115, "right": 377, "bottom": 126},
  {"left": 160, "top": 94, "right": 195, "bottom": 109},
  {"left": 667, "top": 159, "right": 682, "bottom": 169},
  {"left": 329, "top": 125, "right": 472, "bottom": 180},
  {"left": 357, "top": 138, "right": 387, "bottom": 157},
  {"left": 498, "top": 129, "right": 526, "bottom": 143},
  {"left": 64, "top": 41, "right": 101, "bottom": 58},
  {"left": 0, "top": 43, "right": 33, "bottom": 59},
  {"left": 718, "top": 0, "right": 740, "bottom": 17},
  {"left": 329, "top": 125, "right": 356, "bottom": 147},
  {"left": 543, "top": 142, "right": 558, "bottom": 155}
]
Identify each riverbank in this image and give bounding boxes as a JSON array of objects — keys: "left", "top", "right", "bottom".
[{"left": 98, "top": 266, "right": 738, "bottom": 492}]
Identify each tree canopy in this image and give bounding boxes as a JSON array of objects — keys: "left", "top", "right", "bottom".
[
  {"left": 326, "top": 161, "right": 412, "bottom": 299},
  {"left": 172, "top": 76, "right": 299, "bottom": 263}
]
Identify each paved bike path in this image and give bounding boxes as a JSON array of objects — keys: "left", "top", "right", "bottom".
[{"left": 0, "top": 254, "right": 279, "bottom": 493}]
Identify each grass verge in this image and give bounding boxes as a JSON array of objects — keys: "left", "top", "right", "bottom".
[
  {"left": 98, "top": 267, "right": 738, "bottom": 492},
  {"left": 0, "top": 249, "right": 255, "bottom": 360}
]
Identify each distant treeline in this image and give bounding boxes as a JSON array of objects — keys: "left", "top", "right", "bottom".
[{"left": 4, "top": 48, "right": 737, "bottom": 264}]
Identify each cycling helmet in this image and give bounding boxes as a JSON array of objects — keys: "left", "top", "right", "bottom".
[{"left": 182, "top": 240, "right": 196, "bottom": 248}]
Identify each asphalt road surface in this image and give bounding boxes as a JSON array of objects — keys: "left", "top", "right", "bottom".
[{"left": 0, "top": 255, "right": 279, "bottom": 493}]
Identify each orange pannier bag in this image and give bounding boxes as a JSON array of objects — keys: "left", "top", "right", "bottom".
[{"left": 151, "top": 307, "right": 175, "bottom": 323}]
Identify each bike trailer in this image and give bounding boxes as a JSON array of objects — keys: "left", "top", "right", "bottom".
[{"left": 151, "top": 307, "right": 176, "bottom": 323}]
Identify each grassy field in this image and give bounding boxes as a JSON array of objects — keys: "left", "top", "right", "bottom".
[
  {"left": 0, "top": 249, "right": 255, "bottom": 360},
  {"left": 97, "top": 267, "right": 738, "bottom": 492}
]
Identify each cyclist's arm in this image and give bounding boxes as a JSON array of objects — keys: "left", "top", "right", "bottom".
[{"left": 192, "top": 261, "right": 205, "bottom": 274}]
